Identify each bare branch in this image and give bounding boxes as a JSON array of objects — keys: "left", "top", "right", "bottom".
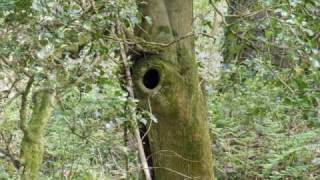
[
  {"left": 117, "top": 20, "right": 152, "bottom": 180},
  {"left": 19, "top": 76, "right": 34, "bottom": 133},
  {"left": 0, "top": 132, "right": 21, "bottom": 169}
]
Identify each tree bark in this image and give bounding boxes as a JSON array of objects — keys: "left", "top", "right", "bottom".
[
  {"left": 133, "top": 0, "right": 214, "bottom": 179},
  {"left": 20, "top": 89, "right": 55, "bottom": 180}
]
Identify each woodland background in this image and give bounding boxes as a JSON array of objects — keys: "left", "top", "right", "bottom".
[{"left": 0, "top": 0, "right": 320, "bottom": 179}]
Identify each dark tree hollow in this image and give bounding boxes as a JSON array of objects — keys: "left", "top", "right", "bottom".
[{"left": 143, "top": 68, "right": 160, "bottom": 89}]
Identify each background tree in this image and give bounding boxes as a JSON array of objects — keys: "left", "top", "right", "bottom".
[
  {"left": 222, "top": 0, "right": 319, "bottom": 68},
  {"left": 0, "top": 0, "right": 142, "bottom": 178},
  {"left": 210, "top": 0, "right": 320, "bottom": 178}
]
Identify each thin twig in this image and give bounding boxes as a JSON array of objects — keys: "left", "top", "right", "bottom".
[
  {"left": 123, "top": 121, "right": 129, "bottom": 177},
  {"left": 117, "top": 20, "right": 152, "bottom": 180},
  {"left": 106, "top": 32, "right": 216, "bottom": 54},
  {"left": 141, "top": 98, "right": 153, "bottom": 141},
  {"left": 149, "top": 167, "right": 194, "bottom": 179},
  {"left": 19, "top": 76, "right": 34, "bottom": 133},
  {"left": 0, "top": 132, "right": 21, "bottom": 169},
  {"left": 146, "top": 150, "right": 200, "bottom": 163}
]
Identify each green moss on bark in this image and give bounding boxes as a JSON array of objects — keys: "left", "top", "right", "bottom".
[
  {"left": 134, "top": 1, "right": 214, "bottom": 179},
  {"left": 20, "top": 89, "right": 55, "bottom": 180},
  {"left": 133, "top": 54, "right": 213, "bottom": 179}
]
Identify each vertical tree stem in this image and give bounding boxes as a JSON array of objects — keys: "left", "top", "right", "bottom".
[{"left": 20, "top": 89, "right": 55, "bottom": 180}]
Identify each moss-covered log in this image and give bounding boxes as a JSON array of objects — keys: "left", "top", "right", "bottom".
[
  {"left": 20, "top": 89, "right": 55, "bottom": 180},
  {"left": 133, "top": 0, "right": 214, "bottom": 179}
]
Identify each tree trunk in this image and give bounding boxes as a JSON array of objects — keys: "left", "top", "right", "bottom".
[
  {"left": 20, "top": 89, "right": 55, "bottom": 180},
  {"left": 223, "top": 0, "right": 258, "bottom": 64},
  {"left": 223, "top": 0, "right": 291, "bottom": 67},
  {"left": 133, "top": 0, "right": 214, "bottom": 179}
]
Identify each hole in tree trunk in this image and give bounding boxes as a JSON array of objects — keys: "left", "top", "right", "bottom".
[{"left": 143, "top": 68, "right": 160, "bottom": 90}]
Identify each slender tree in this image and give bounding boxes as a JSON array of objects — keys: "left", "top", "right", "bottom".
[
  {"left": 132, "top": 0, "right": 214, "bottom": 179},
  {"left": 20, "top": 86, "right": 55, "bottom": 180},
  {"left": 223, "top": 0, "right": 292, "bottom": 67}
]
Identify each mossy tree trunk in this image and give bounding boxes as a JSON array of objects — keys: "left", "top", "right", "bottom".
[
  {"left": 20, "top": 89, "right": 55, "bottom": 180},
  {"left": 133, "top": 0, "right": 214, "bottom": 179}
]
